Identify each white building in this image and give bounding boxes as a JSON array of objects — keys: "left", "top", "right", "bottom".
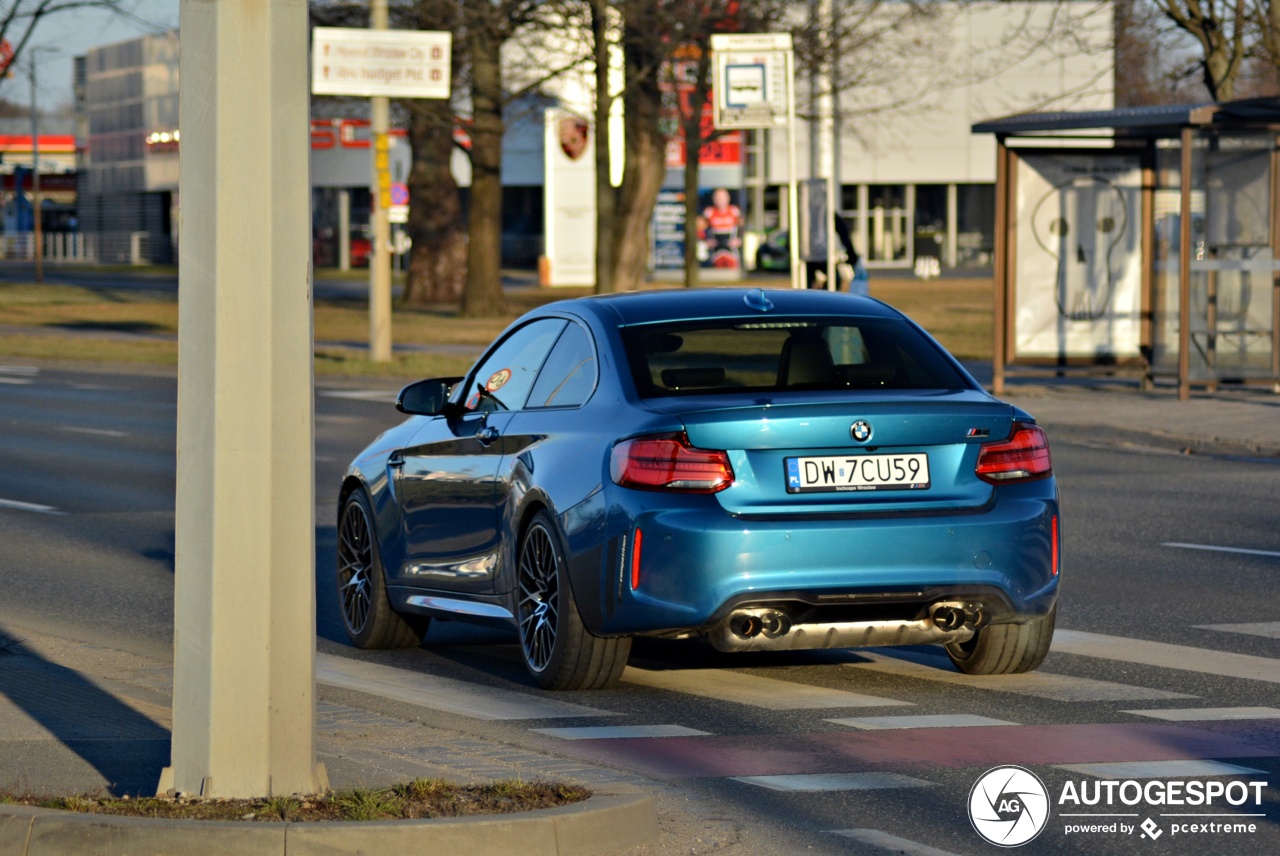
[{"left": 74, "top": 2, "right": 1113, "bottom": 272}]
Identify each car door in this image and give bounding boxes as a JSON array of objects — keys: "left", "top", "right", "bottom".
[{"left": 390, "top": 318, "right": 567, "bottom": 593}]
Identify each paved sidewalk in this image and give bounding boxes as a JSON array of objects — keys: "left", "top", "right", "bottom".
[
  {"left": 997, "top": 383, "right": 1280, "bottom": 459},
  {"left": 0, "top": 628, "right": 654, "bottom": 798}
]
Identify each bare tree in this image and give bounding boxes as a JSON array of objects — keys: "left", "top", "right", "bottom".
[
  {"left": 1151, "top": 0, "right": 1248, "bottom": 100},
  {"left": 590, "top": 0, "right": 759, "bottom": 293},
  {"left": 458, "top": 0, "right": 555, "bottom": 317},
  {"left": 0, "top": 1, "right": 136, "bottom": 78},
  {"left": 397, "top": 0, "right": 469, "bottom": 306}
]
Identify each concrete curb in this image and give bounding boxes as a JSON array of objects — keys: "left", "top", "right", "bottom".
[{"left": 0, "top": 785, "right": 657, "bottom": 856}]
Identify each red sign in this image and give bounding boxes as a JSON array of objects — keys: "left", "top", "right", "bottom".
[
  {"left": 661, "top": 52, "right": 742, "bottom": 169},
  {"left": 310, "top": 118, "right": 407, "bottom": 150}
]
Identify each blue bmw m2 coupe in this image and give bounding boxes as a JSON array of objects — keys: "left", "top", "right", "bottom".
[{"left": 337, "top": 288, "right": 1060, "bottom": 689}]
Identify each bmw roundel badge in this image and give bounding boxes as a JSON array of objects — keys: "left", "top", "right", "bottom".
[{"left": 851, "top": 420, "right": 873, "bottom": 442}]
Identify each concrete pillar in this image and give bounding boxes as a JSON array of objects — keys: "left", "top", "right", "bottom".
[{"left": 162, "top": 0, "right": 327, "bottom": 798}]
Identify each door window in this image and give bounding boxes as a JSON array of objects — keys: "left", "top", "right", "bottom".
[{"left": 464, "top": 319, "right": 567, "bottom": 412}]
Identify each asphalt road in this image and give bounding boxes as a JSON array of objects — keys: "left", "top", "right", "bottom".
[{"left": 1, "top": 361, "right": 1279, "bottom": 855}]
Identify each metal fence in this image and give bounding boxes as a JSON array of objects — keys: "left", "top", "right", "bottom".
[{"left": 0, "top": 232, "right": 164, "bottom": 265}]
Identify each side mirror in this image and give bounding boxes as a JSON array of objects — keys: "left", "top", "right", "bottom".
[{"left": 396, "top": 377, "right": 463, "bottom": 416}]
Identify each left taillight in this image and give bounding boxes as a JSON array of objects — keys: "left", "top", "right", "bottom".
[
  {"left": 976, "top": 422, "right": 1053, "bottom": 484},
  {"left": 610, "top": 432, "right": 734, "bottom": 493}
]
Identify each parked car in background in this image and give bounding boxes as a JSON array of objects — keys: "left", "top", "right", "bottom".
[{"left": 336, "top": 289, "right": 1060, "bottom": 690}]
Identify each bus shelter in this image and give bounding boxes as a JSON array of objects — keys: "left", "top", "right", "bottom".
[{"left": 974, "top": 98, "right": 1280, "bottom": 400}]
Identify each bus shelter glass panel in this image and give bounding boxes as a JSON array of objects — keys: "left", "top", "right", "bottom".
[
  {"left": 1198, "top": 134, "right": 1276, "bottom": 380},
  {"left": 1153, "top": 133, "right": 1277, "bottom": 381}
]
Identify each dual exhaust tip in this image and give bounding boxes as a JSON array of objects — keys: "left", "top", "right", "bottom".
[
  {"left": 726, "top": 601, "right": 990, "bottom": 641},
  {"left": 728, "top": 609, "right": 791, "bottom": 640},
  {"left": 929, "top": 602, "right": 990, "bottom": 632}
]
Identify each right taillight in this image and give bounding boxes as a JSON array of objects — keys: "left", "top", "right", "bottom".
[
  {"left": 976, "top": 422, "right": 1052, "bottom": 484},
  {"left": 610, "top": 432, "right": 734, "bottom": 493}
]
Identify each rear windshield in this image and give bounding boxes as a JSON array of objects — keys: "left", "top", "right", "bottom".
[{"left": 621, "top": 317, "right": 970, "bottom": 398}]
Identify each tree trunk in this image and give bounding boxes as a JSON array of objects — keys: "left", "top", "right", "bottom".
[
  {"left": 462, "top": 4, "right": 506, "bottom": 317},
  {"left": 610, "top": 24, "right": 668, "bottom": 292},
  {"left": 681, "top": 51, "right": 713, "bottom": 289},
  {"left": 592, "top": 0, "right": 617, "bottom": 294},
  {"left": 402, "top": 98, "right": 466, "bottom": 307}
]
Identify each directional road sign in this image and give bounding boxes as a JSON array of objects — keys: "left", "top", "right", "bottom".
[{"left": 311, "top": 28, "right": 451, "bottom": 99}]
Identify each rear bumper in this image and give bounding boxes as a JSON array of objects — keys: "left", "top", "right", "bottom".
[{"left": 591, "top": 479, "right": 1059, "bottom": 637}]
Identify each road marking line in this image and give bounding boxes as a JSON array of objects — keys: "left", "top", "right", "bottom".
[
  {"left": 0, "top": 365, "right": 37, "bottom": 376},
  {"left": 58, "top": 426, "right": 128, "bottom": 438},
  {"left": 622, "top": 665, "right": 912, "bottom": 710},
  {"left": 320, "top": 389, "right": 398, "bottom": 402},
  {"left": 0, "top": 377, "right": 32, "bottom": 385},
  {"left": 830, "top": 829, "right": 961, "bottom": 856},
  {"left": 827, "top": 714, "right": 1016, "bottom": 730},
  {"left": 1056, "top": 760, "right": 1266, "bottom": 779},
  {"left": 1196, "top": 621, "right": 1280, "bottom": 639},
  {"left": 1163, "top": 542, "right": 1280, "bottom": 559},
  {"left": 731, "top": 772, "right": 933, "bottom": 792},
  {"left": 1053, "top": 629, "right": 1280, "bottom": 685},
  {"left": 840, "top": 649, "right": 1191, "bottom": 702},
  {"left": 0, "top": 497, "right": 64, "bottom": 515},
  {"left": 533, "top": 725, "right": 711, "bottom": 740},
  {"left": 1120, "top": 706, "right": 1280, "bottom": 722},
  {"left": 316, "top": 653, "right": 614, "bottom": 721}
]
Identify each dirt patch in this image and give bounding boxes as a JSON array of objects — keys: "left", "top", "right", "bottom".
[{"left": 1, "top": 779, "right": 590, "bottom": 822}]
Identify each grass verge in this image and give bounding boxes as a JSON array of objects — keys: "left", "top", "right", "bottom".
[
  {"left": 0, "top": 779, "right": 590, "bottom": 822},
  {"left": 0, "top": 278, "right": 991, "bottom": 375}
]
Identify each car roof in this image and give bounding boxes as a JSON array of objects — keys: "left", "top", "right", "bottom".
[{"left": 541, "top": 288, "right": 903, "bottom": 327}]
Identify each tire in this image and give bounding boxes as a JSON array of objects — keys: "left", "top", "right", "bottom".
[
  {"left": 517, "top": 510, "right": 631, "bottom": 690},
  {"left": 337, "top": 490, "right": 428, "bottom": 649},
  {"left": 944, "top": 605, "right": 1055, "bottom": 675}
]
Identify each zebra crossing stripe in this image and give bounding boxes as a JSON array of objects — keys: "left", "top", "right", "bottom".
[
  {"left": 622, "top": 665, "right": 911, "bottom": 710},
  {"left": 533, "top": 725, "right": 710, "bottom": 740},
  {"left": 1120, "top": 707, "right": 1280, "bottom": 722},
  {"left": 831, "top": 829, "right": 962, "bottom": 856},
  {"left": 316, "top": 653, "right": 613, "bottom": 721},
  {"left": 1056, "top": 760, "right": 1267, "bottom": 779},
  {"left": 827, "top": 714, "right": 1016, "bottom": 730},
  {"left": 1196, "top": 622, "right": 1280, "bottom": 640},
  {"left": 840, "top": 649, "right": 1190, "bottom": 702},
  {"left": 731, "top": 772, "right": 934, "bottom": 792},
  {"left": 1053, "top": 630, "right": 1280, "bottom": 685}
]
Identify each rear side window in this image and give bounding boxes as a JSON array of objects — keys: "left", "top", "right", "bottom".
[
  {"left": 527, "top": 323, "right": 597, "bottom": 408},
  {"left": 622, "top": 317, "right": 968, "bottom": 397}
]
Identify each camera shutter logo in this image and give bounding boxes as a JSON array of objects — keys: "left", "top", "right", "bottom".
[{"left": 968, "top": 765, "right": 1050, "bottom": 847}]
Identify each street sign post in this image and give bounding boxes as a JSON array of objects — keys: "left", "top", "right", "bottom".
[
  {"left": 710, "top": 33, "right": 800, "bottom": 288},
  {"left": 312, "top": 23, "right": 450, "bottom": 361},
  {"left": 311, "top": 27, "right": 451, "bottom": 99}
]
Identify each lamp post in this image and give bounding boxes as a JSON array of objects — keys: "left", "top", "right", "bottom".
[{"left": 28, "top": 46, "right": 58, "bottom": 283}]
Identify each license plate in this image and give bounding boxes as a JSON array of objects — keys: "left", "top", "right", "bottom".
[{"left": 785, "top": 453, "right": 930, "bottom": 493}]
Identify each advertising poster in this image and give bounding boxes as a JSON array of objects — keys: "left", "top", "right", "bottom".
[
  {"left": 652, "top": 190, "right": 686, "bottom": 272},
  {"left": 652, "top": 187, "right": 747, "bottom": 271},
  {"left": 543, "top": 110, "right": 596, "bottom": 286},
  {"left": 1014, "top": 154, "right": 1143, "bottom": 358}
]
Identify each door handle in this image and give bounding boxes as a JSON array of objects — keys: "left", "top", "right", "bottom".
[
  {"left": 388, "top": 452, "right": 405, "bottom": 468},
  {"left": 476, "top": 425, "right": 500, "bottom": 445}
]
